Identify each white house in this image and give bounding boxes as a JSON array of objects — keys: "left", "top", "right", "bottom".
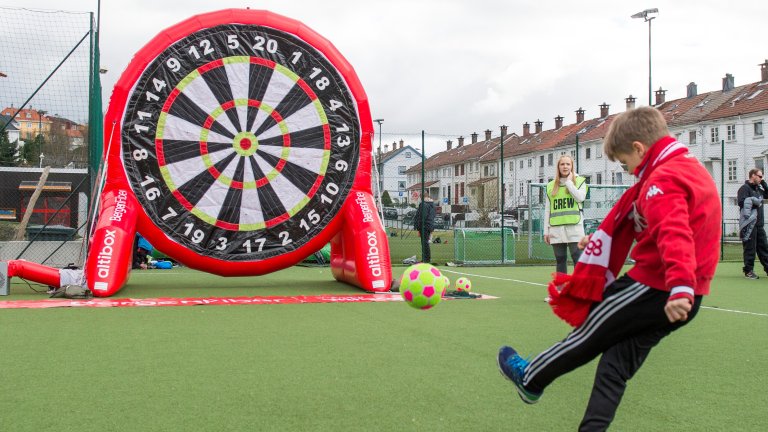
[{"left": 373, "top": 140, "right": 421, "bottom": 206}]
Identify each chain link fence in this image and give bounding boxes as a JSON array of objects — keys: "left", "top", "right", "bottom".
[{"left": 0, "top": 7, "right": 100, "bottom": 268}]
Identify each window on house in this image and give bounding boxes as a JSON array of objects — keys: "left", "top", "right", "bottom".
[
  {"left": 460, "top": 164, "right": 465, "bottom": 175},
  {"left": 711, "top": 126, "right": 719, "bottom": 144},
  {"left": 528, "top": 159, "right": 532, "bottom": 168},
  {"left": 689, "top": 130, "right": 697, "bottom": 144},
  {"left": 612, "top": 171, "right": 623, "bottom": 185},
  {"left": 585, "top": 147, "right": 592, "bottom": 160},
  {"left": 596, "top": 173, "right": 602, "bottom": 184},
  {"left": 570, "top": 150, "right": 576, "bottom": 160},
  {"left": 509, "top": 161, "right": 513, "bottom": 171},
  {"left": 727, "top": 159, "right": 737, "bottom": 181},
  {"left": 455, "top": 165, "right": 460, "bottom": 176},
  {"left": 675, "top": 132, "right": 682, "bottom": 141},
  {"left": 519, "top": 160, "right": 523, "bottom": 169},
  {"left": 596, "top": 144, "right": 602, "bottom": 158},
  {"left": 539, "top": 155, "right": 545, "bottom": 167},
  {"left": 727, "top": 124, "right": 736, "bottom": 141},
  {"left": 519, "top": 181, "right": 524, "bottom": 195},
  {"left": 755, "top": 121, "right": 764, "bottom": 137},
  {"left": 483, "top": 166, "right": 489, "bottom": 176},
  {"left": 755, "top": 158, "right": 764, "bottom": 172},
  {"left": 398, "top": 166, "right": 406, "bottom": 174},
  {"left": 547, "top": 153, "right": 553, "bottom": 166},
  {"left": 398, "top": 181, "right": 406, "bottom": 190},
  {"left": 405, "top": 151, "right": 411, "bottom": 158}
]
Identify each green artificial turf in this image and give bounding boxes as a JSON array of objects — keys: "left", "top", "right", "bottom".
[{"left": 1, "top": 262, "right": 766, "bottom": 431}]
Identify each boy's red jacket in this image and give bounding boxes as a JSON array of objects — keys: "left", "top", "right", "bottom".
[{"left": 627, "top": 153, "right": 722, "bottom": 301}]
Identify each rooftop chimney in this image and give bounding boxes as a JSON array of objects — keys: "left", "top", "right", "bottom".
[
  {"left": 399, "top": 139, "right": 404, "bottom": 149},
  {"left": 384, "top": 144, "right": 389, "bottom": 153},
  {"left": 471, "top": 132, "right": 478, "bottom": 144},
  {"left": 575, "top": 108, "right": 585, "bottom": 124},
  {"left": 761, "top": 60, "right": 768, "bottom": 82},
  {"left": 599, "top": 103, "right": 609, "bottom": 118},
  {"left": 534, "top": 120, "right": 543, "bottom": 134},
  {"left": 500, "top": 125, "right": 508, "bottom": 137},
  {"left": 522, "top": 122, "right": 530, "bottom": 137},
  {"left": 458, "top": 136, "right": 464, "bottom": 147},
  {"left": 686, "top": 82, "right": 698, "bottom": 98},
  {"left": 722, "top": 73, "right": 734, "bottom": 92},
  {"left": 625, "top": 95, "right": 636, "bottom": 110},
  {"left": 654, "top": 88, "right": 666, "bottom": 105},
  {"left": 484, "top": 129, "right": 492, "bottom": 141},
  {"left": 446, "top": 140, "right": 452, "bottom": 151},
  {"left": 554, "top": 115, "right": 563, "bottom": 129}
]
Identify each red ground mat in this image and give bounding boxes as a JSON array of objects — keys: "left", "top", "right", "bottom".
[{"left": 0, "top": 293, "right": 497, "bottom": 309}]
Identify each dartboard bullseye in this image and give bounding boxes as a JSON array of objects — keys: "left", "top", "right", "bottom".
[{"left": 120, "top": 24, "right": 360, "bottom": 261}]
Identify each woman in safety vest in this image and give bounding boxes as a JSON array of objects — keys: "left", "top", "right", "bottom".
[{"left": 544, "top": 155, "right": 588, "bottom": 275}]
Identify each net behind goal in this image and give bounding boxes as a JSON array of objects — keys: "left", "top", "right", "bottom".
[{"left": 454, "top": 227, "right": 516, "bottom": 265}]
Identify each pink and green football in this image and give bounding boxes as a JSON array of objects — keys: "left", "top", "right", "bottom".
[
  {"left": 399, "top": 263, "right": 447, "bottom": 310},
  {"left": 455, "top": 277, "right": 472, "bottom": 292}
]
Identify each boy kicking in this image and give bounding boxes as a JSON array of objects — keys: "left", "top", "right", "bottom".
[{"left": 497, "top": 107, "right": 721, "bottom": 431}]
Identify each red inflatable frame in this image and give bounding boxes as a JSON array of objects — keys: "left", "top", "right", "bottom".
[{"left": 1, "top": 9, "right": 392, "bottom": 297}]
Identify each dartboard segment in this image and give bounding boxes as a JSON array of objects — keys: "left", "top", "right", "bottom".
[{"left": 121, "top": 23, "right": 359, "bottom": 261}]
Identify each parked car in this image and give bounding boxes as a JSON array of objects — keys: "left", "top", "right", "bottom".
[
  {"left": 382, "top": 207, "right": 398, "bottom": 220},
  {"left": 583, "top": 218, "right": 602, "bottom": 235},
  {"left": 402, "top": 209, "right": 417, "bottom": 225},
  {"left": 490, "top": 214, "right": 519, "bottom": 232},
  {"left": 433, "top": 214, "right": 450, "bottom": 230}
]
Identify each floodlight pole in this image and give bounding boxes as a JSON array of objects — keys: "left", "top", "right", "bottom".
[
  {"left": 632, "top": 8, "right": 658, "bottom": 105},
  {"left": 373, "top": 118, "right": 384, "bottom": 201},
  {"left": 500, "top": 125, "right": 506, "bottom": 264}
]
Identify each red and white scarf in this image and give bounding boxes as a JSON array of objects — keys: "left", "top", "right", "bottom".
[{"left": 547, "top": 136, "right": 688, "bottom": 327}]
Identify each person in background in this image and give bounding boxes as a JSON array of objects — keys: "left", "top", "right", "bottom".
[
  {"left": 544, "top": 155, "right": 588, "bottom": 275},
  {"left": 413, "top": 196, "right": 435, "bottom": 264},
  {"left": 132, "top": 233, "right": 153, "bottom": 270},
  {"left": 737, "top": 168, "right": 768, "bottom": 279}
]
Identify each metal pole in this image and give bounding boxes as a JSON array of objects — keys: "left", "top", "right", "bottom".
[
  {"left": 721, "top": 139, "right": 724, "bottom": 260},
  {"left": 575, "top": 134, "right": 580, "bottom": 172},
  {"left": 500, "top": 127, "right": 505, "bottom": 263},
  {"left": 420, "top": 130, "right": 426, "bottom": 262},
  {"left": 648, "top": 17, "right": 653, "bottom": 105}
]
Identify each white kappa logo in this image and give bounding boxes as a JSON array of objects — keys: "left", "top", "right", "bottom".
[{"left": 645, "top": 185, "right": 664, "bottom": 199}]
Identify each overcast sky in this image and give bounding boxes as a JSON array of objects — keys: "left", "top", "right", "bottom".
[{"left": 3, "top": 0, "right": 767, "bottom": 155}]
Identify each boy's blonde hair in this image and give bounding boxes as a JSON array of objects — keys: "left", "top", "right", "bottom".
[{"left": 603, "top": 107, "right": 670, "bottom": 161}]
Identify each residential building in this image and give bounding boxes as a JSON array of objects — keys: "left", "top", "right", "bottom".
[
  {"left": 406, "top": 59, "right": 768, "bottom": 233},
  {"left": 373, "top": 140, "right": 421, "bottom": 206},
  {"left": 0, "top": 107, "right": 51, "bottom": 140}
]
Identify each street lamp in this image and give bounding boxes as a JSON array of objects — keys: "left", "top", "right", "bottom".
[
  {"left": 632, "top": 8, "right": 658, "bottom": 106},
  {"left": 373, "top": 118, "right": 384, "bottom": 202}
]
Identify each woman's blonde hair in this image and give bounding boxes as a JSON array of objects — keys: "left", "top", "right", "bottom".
[
  {"left": 603, "top": 107, "right": 669, "bottom": 161},
  {"left": 551, "top": 155, "right": 577, "bottom": 197}
]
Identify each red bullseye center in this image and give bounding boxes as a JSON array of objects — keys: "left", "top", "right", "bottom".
[{"left": 239, "top": 138, "right": 252, "bottom": 150}]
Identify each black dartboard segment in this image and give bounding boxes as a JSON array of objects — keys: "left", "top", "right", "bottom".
[{"left": 121, "top": 24, "right": 360, "bottom": 260}]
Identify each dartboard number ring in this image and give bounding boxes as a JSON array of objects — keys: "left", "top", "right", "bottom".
[{"left": 121, "top": 24, "right": 360, "bottom": 261}]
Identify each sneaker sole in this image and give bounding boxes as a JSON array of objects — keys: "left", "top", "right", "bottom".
[{"left": 496, "top": 350, "right": 540, "bottom": 405}]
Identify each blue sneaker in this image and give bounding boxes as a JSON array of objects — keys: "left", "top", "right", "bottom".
[{"left": 497, "top": 346, "right": 542, "bottom": 404}]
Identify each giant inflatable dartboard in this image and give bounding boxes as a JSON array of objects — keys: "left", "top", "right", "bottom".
[
  {"left": 119, "top": 16, "right": 359, "bottom": 262},
  {"left": 2, "top": 10, "right": 391, "bottom": 297}
]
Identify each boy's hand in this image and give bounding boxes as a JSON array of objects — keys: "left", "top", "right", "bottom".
[
  {"left": 544, "top": 234, "right": 550, "bottom": 245},
  {"left": 664, "top": 298, "right": 692, "bottom": 323},
  {"left": 577, "top": 235, "right": 591, "bottom": 250}
]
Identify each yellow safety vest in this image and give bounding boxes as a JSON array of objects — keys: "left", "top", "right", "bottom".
[{"left": 546, "top": 176, "right": 587, "bottom": 226}]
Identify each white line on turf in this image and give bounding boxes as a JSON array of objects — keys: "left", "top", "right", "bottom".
[{"left": 440, "top": 269, "right": 768, "bottom": 317}]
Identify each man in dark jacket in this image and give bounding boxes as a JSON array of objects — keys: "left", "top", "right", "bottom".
[
  {"left": 413, "top": 196, "right": 436, "bottom": 263},
  {"left": 737, "top": 168, "right": 768, "bottom": 279}
]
